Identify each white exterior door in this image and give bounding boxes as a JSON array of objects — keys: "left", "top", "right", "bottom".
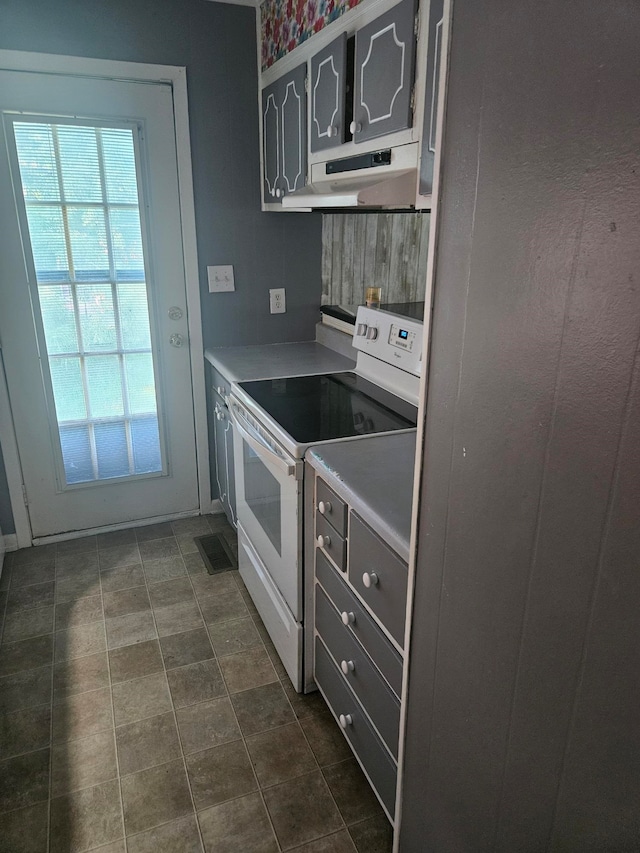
[{"left": 0, "top": 68, "right": 200, "bottom": 538}]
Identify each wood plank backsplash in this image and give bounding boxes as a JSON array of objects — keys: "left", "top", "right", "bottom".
[{"left": 321, "top": 212, "right": 431, "bottom": 305}]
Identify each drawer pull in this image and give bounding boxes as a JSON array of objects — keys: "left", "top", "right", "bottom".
[
  {"left": 317, "top": 534, "right": 331, "bottom": 548},
  {"left": 318, "top": 500, "right": 332, "bottom": 515},
  {"left": 341, "top": 610, "right": 356, "bottom": 626},
  {"left": 362, "top": 572, "right": 379, "bottom": 588},
  {"left": 341, "top": 659, "right": 355, "bottom": 675},
  {"left": 339, "top": 713, "right": 353, "bottom": 728}
]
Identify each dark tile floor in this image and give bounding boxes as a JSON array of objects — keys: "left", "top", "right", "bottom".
[{"left": 0, "top": 515, "right": 393, "bottom": 853}]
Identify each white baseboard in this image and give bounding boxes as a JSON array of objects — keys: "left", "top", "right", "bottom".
[{"left": 4, "top": 534, "right": 18, "bottom": 552}]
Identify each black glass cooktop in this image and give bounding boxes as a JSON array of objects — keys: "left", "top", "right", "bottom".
[{"left": 238, "top": 372, "right": 417, "bottom": 444}]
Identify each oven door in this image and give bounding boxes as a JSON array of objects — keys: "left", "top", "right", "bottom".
[{"left": 229, "top": 397, "right": 303, "bottom": 620}]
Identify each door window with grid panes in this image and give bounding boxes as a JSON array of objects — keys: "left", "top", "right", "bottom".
[{"left": 12, "top": 120, "right": 163, "bottom": 486}]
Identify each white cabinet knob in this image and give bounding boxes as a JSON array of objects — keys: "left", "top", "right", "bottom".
[
  {"left": 362, "top": 572, "right": 378, "bottom": 588},
  {"left": 327, "top": 125, "right": 338, "bottom": 137},
  {"left": 217, "top": 385, "right": 224, "bottom": 396},
  {"left": 339, "top": 713, "right": 353, "bottom": 728},
  {"left": 275, "top": 188, "right": 282, "bottom": 198},
  {"left": 216, "top": 410, "right": 223, "bottom": 421},
  {"left": 349, "top": 121, "right": 362, "bottom": 134},
  {"left": 341, "top": 659, "right": 355, "bottom": 675},
  {"left": 317, "top": 500, "right": 332, "bottom": 515},
  {"left": 317, "top": 534, "right": 331, "bottom": 548},
  {"left": 341, "top": 610, "right": 355, "bottom": 626}
]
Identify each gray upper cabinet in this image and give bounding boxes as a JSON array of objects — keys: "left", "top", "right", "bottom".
[
  {"left": 310, "top": 33, "right": 348, "bottom": 153},
  {"left": 418, "top": 0, "right": 444, "bottom": 195},
  {"left": 262, "top": 62, "right": 307, "bottom": 203},
  {"left": 353, "top": 0, "right": 418, "bottom": 144}
]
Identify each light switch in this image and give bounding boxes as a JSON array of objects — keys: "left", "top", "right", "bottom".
[{"left": 208, "top": 265, "right": 235, "bottom": 293}]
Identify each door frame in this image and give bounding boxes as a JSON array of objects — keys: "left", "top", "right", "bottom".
[{"left": 0, "top": 49, "right": 211, "bottom": 548}]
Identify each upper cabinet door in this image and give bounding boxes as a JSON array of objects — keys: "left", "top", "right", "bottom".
[
  {"left": 353, "top": 0, "right": 418, "bottom": 144},
  {"left": 310, "top": 33, "right": 348, "bottom": 153},
  {"left": 280, "top": 63, "right": 307, "bottom": 196},
  {"left": 262, "top": 79, "right": 281, "bottom": 201},
  {"left": 419, "top": 0, "right": 444, "bottom": 196}
]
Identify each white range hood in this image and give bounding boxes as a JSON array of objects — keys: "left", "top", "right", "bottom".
[{"left": 281, "top": 142, "right": 419, "bottom": 210}]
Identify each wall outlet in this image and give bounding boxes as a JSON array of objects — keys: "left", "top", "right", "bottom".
[
  {"left": 269, "top": 287, "right": 286, "bottom": 314},
  {"left": 208, "top": 265, "right": 235, "bottom": 293}
]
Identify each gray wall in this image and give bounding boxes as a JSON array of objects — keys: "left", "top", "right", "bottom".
[
  {"left": 321, "top": 212, "right": 430, "bottom": 306},
  {"left": 0, "top": 0, "right": 323, "bottom": 506},
  {"left": 400, "top": 1, "right": 640, "bottom": 851}
]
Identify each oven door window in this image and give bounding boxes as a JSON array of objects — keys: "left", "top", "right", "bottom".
[{"left": 242, "top": 442, "right": 281, "bottom": 556}]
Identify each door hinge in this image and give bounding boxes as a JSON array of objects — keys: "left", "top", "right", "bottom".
[
  {"left": 414, "top": 11, "right": 420, "bottom": 39},
  {"left": 22, "top": 484, "right": 29, "bottom": 506}
]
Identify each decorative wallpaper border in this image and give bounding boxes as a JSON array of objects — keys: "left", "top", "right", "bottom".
[{"left": 261, "top": 0, "right": 365, "bottom": 70}]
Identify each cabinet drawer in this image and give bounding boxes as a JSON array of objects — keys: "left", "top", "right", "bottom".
[
  {"left": 316, "top": 584, "right": 400, "bottom": 758},
  {"left": 316, "top": 512, "right": 346, "bottom": 572},
  {"left": 315, "top": 637, "right": 397, "bottom": 819},
  {"left": 316, "top": 550, "right": 402, "bottom": 696},
  {"left": 316, "top": 478, "right": 347, "bottom": 537},
  {"left": 348, "top": 513, "right": 407, "bottom": 647},
  {"left": 211, "top": 367, "right": 231, "bottom": 401}
]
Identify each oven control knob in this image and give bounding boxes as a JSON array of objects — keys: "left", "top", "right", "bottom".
[
  {"left": 356, "top": 323, "right": 368, "bottom": 336},
  {"left": 341, "top": 611, "right": 356, "bottom": 626},
  {"left": 317, "top": 500, "right": 332, "bottom": 515},
  {"left": 317, "top": 534, "right": 330, "bottom": 548},
  {"left": 339, "top": 713, "right": 353, "bottom": 728},
  {"left": 341, "top": 659, "right": 355, "bottom": 675},
  {"left": 366, "top": 327, "right": 379, "bottom": 341},
  {"left": 362, "top": 572, "right": 379, "bottom": 588}
]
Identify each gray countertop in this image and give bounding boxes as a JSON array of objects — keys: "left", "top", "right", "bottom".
[
  {"left": 204, "top": 341, "right": 355, "bottom": 384},
  {"left": 307, "top": 432, "right": 416, "bottom": 563}
]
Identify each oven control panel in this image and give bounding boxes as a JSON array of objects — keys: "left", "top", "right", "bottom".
[{"left": 352, "top": 306, "right": 423, "bottom": 376}]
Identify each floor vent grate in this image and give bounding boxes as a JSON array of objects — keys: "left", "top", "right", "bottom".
[{"left": 194, "top": 532, "right": 237, "bottom": 575}]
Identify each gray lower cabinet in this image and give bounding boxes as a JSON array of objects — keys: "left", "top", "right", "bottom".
[
  {"left": 262, "top": 62, "right": 307, "bottom": 203},
  {"left": 211, "top": 368, "right": 236, "bottom": 528},
  {"left": 352, "top": 0, "right": 418, "bottom": 144},
  {"left": 418, "top": 0, "right": 445, "bottom": 195},
  {"left": 312, "top": 473, "right": 406, "bottom": 825}
]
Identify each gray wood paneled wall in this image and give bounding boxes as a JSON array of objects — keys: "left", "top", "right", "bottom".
[
  {"left": 400, "top": 0, "right": 640, "bottom": 850},
  {"left": 321, "top": 212, "right": 430, "bottom": 305}
]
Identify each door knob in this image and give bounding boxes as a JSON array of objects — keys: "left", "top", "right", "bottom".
[
  {"left": 349, "top": 121, "right": 362, "bottom": 134},
  {"left": 339, "top": 713, "right": 353, "bottom": 728},
  {"left": 317, "top": 500, "right": 332, "bottom": 515},
  {"left": 169, "top": 333, "right": 184, "bottom": 348},
  {"left": 317, "top": 534, "right": 331, "bottom": 548},
  {"left": 341, "top": 659, "right": 355, "bottom": 674},
  {"left": 327, "top": 125, "right": 338, "bottom": 137},
  {"left": 341, "top": 611, "right": 355, "bottom": 625},
  {"left": 362, "top": 572, "right": 379, "bottom": 588}
]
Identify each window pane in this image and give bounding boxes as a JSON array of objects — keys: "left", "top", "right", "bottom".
[
  {"left": 67, "top": 208, "right": 109, "bottom": 281},
  {"left": 110, "top": 208, "right": 145, "bottom": 281},
  {"left": 14, "top": 123, "right": 60, "bottom": 202},
  {"left": 95, "top": 422, "right": 129, "bottom": 479},
  {"left": 25, "top": 206, "right": 69, "bottom": 283},
  {"left": 57, "top": 125, "right": 101, "bottom": 203},
  {"left": 77, "top": 284, "right": 117, "bottom": 352},
  {"left": 39, "top": 285, "right": 78, "bottom": 354},
  {"left": 101, "top": 128, "right": 138, "bottom": 204},
  {"left": 118, "top": 283, "right": 152, "bottom": 350},
  {"left": 86, "top": 355, "right": 124, "bottom": 418},
  {"left": 50, "top": 358, "right": 87, "bottom": 421},
  {"left": 131, "top": 417, "right": 162, "bottom": 474},
  {"left": 125, "top": 353, "right": 157, "bottom": 415},
  {"left": 59, "top": 426, "right": 93, "bottom": 484}
]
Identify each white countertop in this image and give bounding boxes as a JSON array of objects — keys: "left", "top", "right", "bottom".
[
  {"left": 307, "top": 432, "right": 416, "bottom": 563},
  {"left": 204, "top": 341, "right": 356, "bottom": 384}
]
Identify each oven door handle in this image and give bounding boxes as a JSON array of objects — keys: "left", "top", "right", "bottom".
[{"left": 229, "top": 401, "right": 300, "bottom": 479}]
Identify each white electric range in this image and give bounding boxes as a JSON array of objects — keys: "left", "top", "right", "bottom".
[{"left": 228, "top": 306, "right": 423, "bottom": 691}]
